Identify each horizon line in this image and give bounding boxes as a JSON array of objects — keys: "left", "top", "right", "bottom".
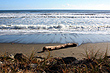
[{"left": 0, "top": 9, "right": 110, "bottom": 11}]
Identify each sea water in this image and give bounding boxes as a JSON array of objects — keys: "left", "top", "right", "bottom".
[{"left": 0, "top": 10, "right": 110, "bottom": 45}]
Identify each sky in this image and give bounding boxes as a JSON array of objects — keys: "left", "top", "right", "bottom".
[{"left": 0, "top": 0, "right": 110, "bottom": 10}]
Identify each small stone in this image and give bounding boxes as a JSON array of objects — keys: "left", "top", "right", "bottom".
[
  {"left": 14, "top": 53, "right": 28, "bottom": 62},
  {"left": 47, "top": 62, "right": 50, "bottom": 65},
  {"left": 9, "top": 54, "right": 14, "bottom": 59},
  {"left": 30, "top": 64, "right": 37, "bottom": 68},
  {"left": 57, "top": 57, "right": 77, "bottom": 64},
  {"left": 41, "top": 55, "right": 45, "bottom": 58},
  {"left": 42, "top": 71, "right": 46, "bottom": 73},
  {"left": 74, "top": 60, "right": 79, "bottom": 64},
  {"left": 0, "top": 61, "right": 2, "bottom": 67},
  {"left": 37, "top": 58, "right": 42, "bottom": 62},
  {"left": 11, "top": 43, "right": 14, "bottom": 45}
]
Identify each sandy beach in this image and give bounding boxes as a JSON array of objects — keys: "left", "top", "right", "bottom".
[
  {"left": 0, "top": 42, "right": 110, "bottom": 60},
  {"left": 1, "top": 1, "right": 110, "bottom": 73}
]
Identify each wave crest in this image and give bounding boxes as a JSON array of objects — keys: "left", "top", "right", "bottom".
[{"left": 0, "top": 24, "right": 110, "bottom": 32}]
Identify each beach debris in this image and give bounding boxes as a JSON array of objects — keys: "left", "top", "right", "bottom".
[
  {"left": 14, "top": 53, "right": 28, "bottom": 62},
  {"left": 9, "top": 54, "right": 14, "bottom": 59},
  {"left": 30, "top": 63, "right": 37, "bottom": 68},
  {"left": 0, "top": 61, "right": 2, "bottom": 67},
  {"left": 11, "top": 42, "right": 14, "bottom": 45},
  {"left": 66, "top": 43, "right": 77, "bottom": 47},
  {"left": 36, "top": 58, "right": 44, "bottom": 62},
  {"left": 43, "top": 43, "right": 77, "bottom": 52}
]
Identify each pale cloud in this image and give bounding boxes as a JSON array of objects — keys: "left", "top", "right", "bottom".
[
  {"left": 23, "top": 4, "right": 110, "bottom": 10},
  {"left": 61, "top": 4, "right": 110, "bottom": 10}
]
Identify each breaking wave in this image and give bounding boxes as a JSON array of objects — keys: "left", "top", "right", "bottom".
[
  {"left": 0, "top": 24, "right": 110, "bottom": 31},
  {"left": 1, "top": 10, "right": 110, "bottom": 45},
  {"left": 0, "top": 13, "right": 110, "bottom": 18}
]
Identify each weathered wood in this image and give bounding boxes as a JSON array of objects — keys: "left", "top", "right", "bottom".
[
  {"left": 43, "top": 43, "right": 77, "bottom": 52},
  {"left": 66, "top": 43, "right": 77, "bottom": 47}
]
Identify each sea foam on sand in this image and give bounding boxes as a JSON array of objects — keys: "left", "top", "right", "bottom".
[{"left": 0, "top": 29, "right": 110, "bottom": 46}]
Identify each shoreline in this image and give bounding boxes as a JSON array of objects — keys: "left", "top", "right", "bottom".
[{"left": 0, "top": 42, "right": 110, "bottom": 60}]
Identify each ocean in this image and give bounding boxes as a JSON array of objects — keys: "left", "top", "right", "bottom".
[{"left": 0, "top": 10, "right": 110, "bottom": 45}]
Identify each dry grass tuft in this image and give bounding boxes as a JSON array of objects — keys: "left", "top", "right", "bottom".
[{"left": 0, "top": 48, "right": 110, "bottom": 73}]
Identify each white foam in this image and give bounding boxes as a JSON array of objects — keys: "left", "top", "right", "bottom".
[
  {"left": 0, "top": 24, "right": 110, "bottom": 32},
  {"left": 0, "top": 13, "right": 110, "bottom": 18},
  {"left": 1, "top": 12, "right": 110, "bottom": 45}
]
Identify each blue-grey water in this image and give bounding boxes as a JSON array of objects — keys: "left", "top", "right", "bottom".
[{"left": 0, "top": 10, "right": 110, "bottom": 45}]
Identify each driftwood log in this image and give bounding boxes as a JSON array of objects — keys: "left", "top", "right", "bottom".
[{"left": 43, "top": 43, "right": 77, "bottom": 52}]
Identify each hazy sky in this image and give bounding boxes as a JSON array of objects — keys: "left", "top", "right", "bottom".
[{"left": 0, "top": 0, "right": 110, "bottom": 10}]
